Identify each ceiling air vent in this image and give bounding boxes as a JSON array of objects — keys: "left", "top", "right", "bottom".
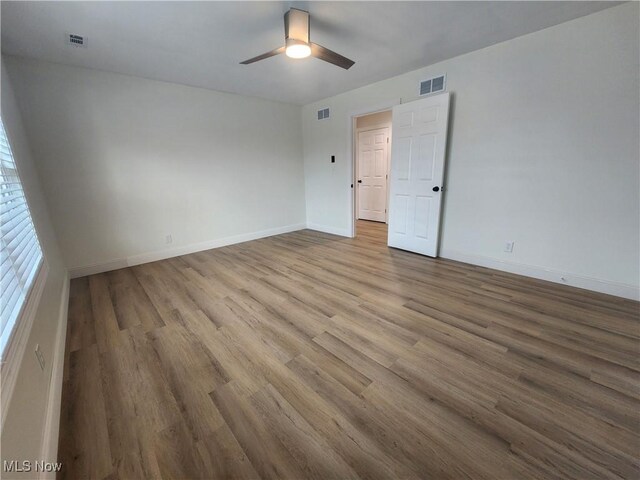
[
  {"left": 317, "top": 108, "right": 330, "bottom": 120},
  {"left": 419, "top": 74, "right": 446, "bottom": 96},
  {"left": 66, "top": 33, "right": 87, "bottom": 48}
]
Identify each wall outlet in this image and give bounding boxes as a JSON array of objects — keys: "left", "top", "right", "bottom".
[
  {"left": 165, "top": 234, "right": 172, "bottom": 244},
  {"left": 35, "top": 344, "right": 45, "bottom": 371},
  {"left": 504, "top": 241, "right": 515, "bottom": 253}
]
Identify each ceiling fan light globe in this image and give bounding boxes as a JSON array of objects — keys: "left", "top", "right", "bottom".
[{"left": 285, "top": 44, "right": 311, "bottom": 59}]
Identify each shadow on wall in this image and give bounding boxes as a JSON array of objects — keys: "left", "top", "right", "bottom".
[{"left": 438, "top": 91, "right": 456, "bottom": 254}]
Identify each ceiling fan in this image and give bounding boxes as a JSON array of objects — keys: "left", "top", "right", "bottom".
[{"left": 240, "top": 8, "right": 355, "bottom": 70}]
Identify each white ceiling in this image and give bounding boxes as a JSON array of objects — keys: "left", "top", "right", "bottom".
[{"left": 1, "top": 1, "right": 620, "bottom": 105}]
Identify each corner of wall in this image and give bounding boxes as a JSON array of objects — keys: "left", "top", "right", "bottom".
[{"left": 38, "top": 271, "right": 70, "bottom": 478}]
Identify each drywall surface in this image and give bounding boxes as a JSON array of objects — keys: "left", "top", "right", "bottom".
[
  {"left": 302, "top": 3, "right": 639, "bottom": 296},
  {"left": 356, "top": 110, "right": 392, "bottom": 129},
  {"left": 4, "top": 56, "right": 306, "bottom": 273},
  {"left": 1, "top": 58, "right": 68, "bottom": 478}
]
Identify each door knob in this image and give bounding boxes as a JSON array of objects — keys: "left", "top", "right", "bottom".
[
  {"left": 358, "top": 180, "right": 362, "bottom": 183},
  {"left": 432, "top": 186, "right": 440, "bottom": 192}
]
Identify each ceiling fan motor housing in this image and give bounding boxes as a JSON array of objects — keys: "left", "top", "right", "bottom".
[{"left": 285, "top": 8, "right": 310, "bottom": 46}]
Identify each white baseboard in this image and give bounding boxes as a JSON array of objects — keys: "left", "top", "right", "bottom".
[
  {"left": 69, "top": 223, "right": 307, "bottom": 278},
  {"left": 38, "top": 272, "right": 70, "bottom": 478},
  {"left": 306, "top": 223, "right": 351, "bottom": 238},
  {"left": 440, "top": 249, "right": 640, "bottom": 301}
]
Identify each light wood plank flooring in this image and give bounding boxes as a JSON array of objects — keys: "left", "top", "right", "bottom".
[{"left": 58, "top": 220, "right": 640, "bottom": 479}]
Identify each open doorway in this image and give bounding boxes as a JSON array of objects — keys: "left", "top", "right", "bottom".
[{"left": 353, "top": 109, "right": 392, "bottom": 240}]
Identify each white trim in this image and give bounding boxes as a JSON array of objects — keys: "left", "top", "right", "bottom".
[
  {"left": 38, "top": 272, "right": 70, "bottom": 477},
  {"left": 1, "top": 260, "right": 49, "bottom": 430},
  {"left": 347, "top": 99, "right": 400, "bottom": 238},
  {"left": 306, "top": 223, "right": 351, "bottom": 238},
  {"left": 441, "top": 249, "right": 640, "bottom": 301},
  {"left": 69, "top": 223, "right": 307, "bottom": 278}
]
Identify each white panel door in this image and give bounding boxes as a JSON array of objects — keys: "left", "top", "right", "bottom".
[
  {"left": 387, "top": 92, "right": 450, "bottom": 256},
  {"left": 357, "top": 127, "right": 389, "bottom": 222}
]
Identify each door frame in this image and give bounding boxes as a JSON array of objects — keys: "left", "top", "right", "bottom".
[
  {"left": 347, "top": 99, "right": 401, "bottom": 238},
  {"left": 355, "top": 126, "right": 391, "bottom": 224}
]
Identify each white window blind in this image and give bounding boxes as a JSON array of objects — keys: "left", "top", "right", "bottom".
[{"left": 0, "top": 117, "right": 43, "bottom": 358}]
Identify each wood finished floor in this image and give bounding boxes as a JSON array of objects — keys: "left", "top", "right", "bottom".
[{"left": 58, "top": 220, "right": 640, "bottom": 480}]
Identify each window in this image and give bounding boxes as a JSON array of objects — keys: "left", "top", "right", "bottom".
[{"left": 0, "top": 117, "right": 43, "bottom": 358}]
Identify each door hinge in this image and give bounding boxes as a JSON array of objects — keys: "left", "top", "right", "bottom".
[{"left": 387, "top": 137, "right": 389, "bottom": 143}]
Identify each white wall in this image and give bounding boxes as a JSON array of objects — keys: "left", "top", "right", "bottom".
[
  {"left": 1, "top": 58, "right": 69, "bottom": 478},
  {"left": 302, "top": 3, "right": 640, "bottom": 299},
  {"left": 4, "top": 56, "right": 306, "bottom": 276}
]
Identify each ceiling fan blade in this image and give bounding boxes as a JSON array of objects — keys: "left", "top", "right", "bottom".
[
  {"left": 240, "top": 46, "right": 285, "bottom": 65},
  {"left": 310, "top": 42, "right": 355, "bottom": 70}
]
